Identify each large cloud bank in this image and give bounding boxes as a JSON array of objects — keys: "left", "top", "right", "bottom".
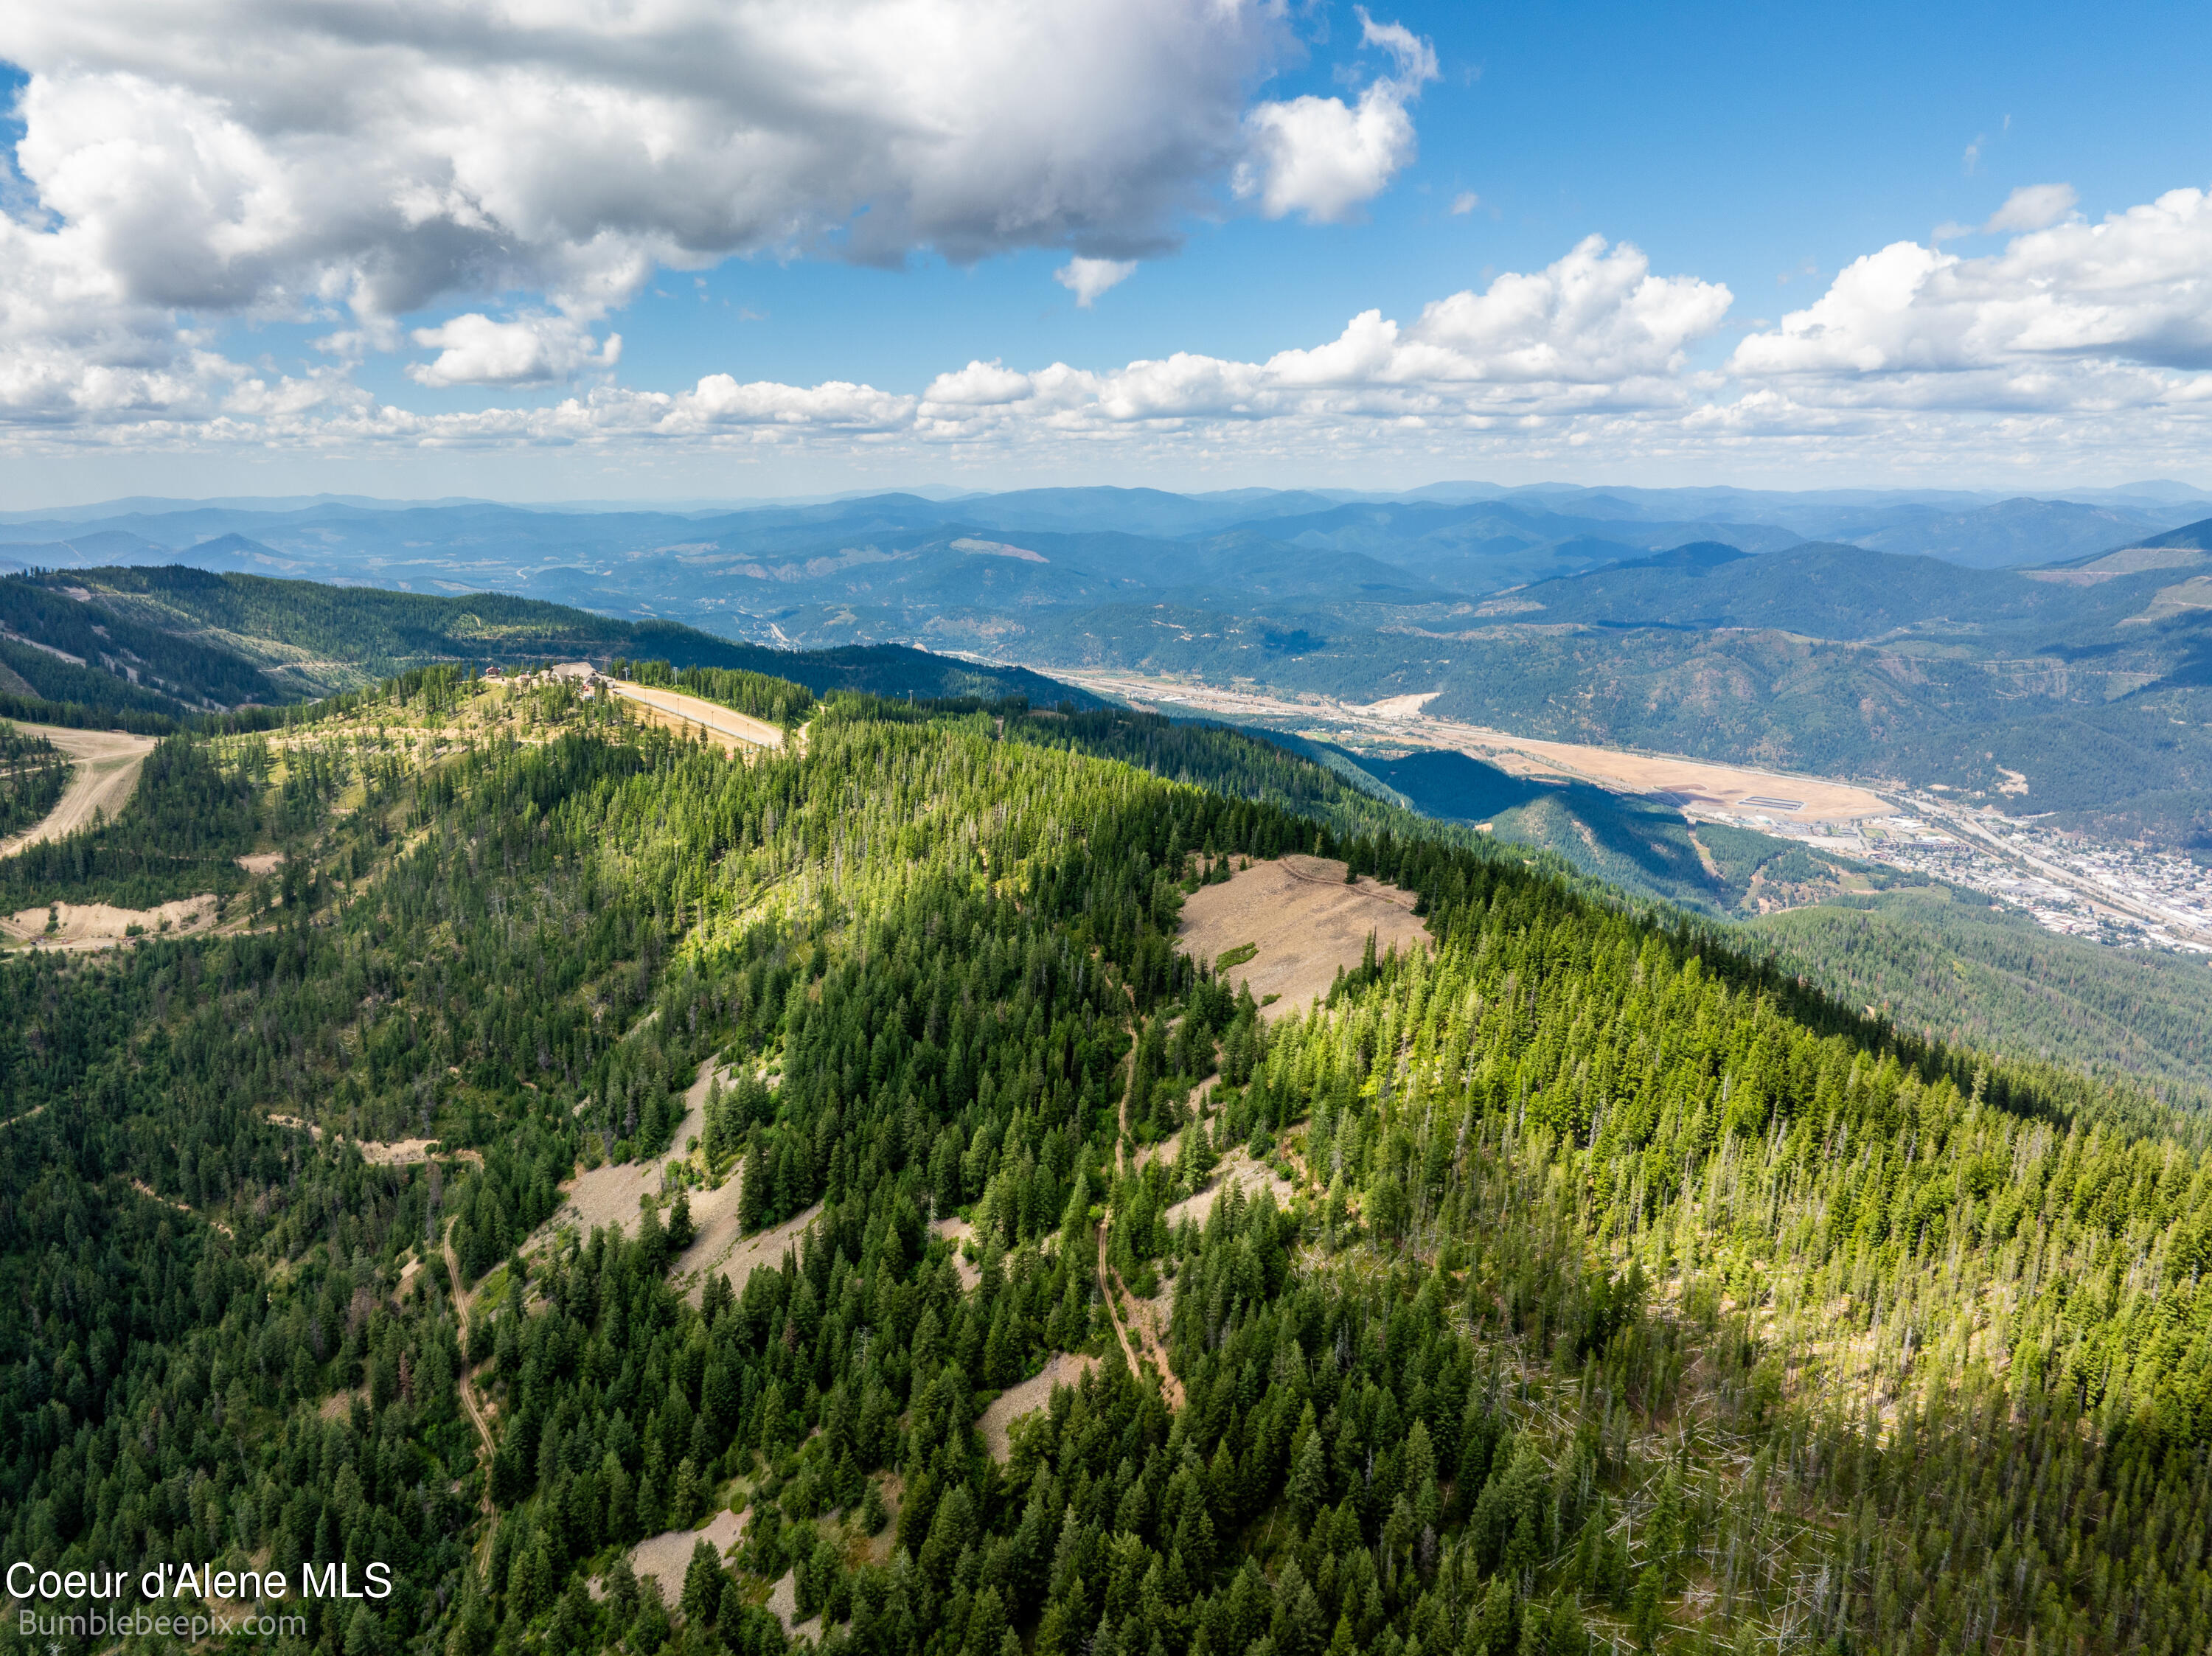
[
  {"left": 1, "top": 0, "right": 1433, "bottom": 412},
  {"left": 4, "top": 0, "right": 2212, "bottom": 478}
]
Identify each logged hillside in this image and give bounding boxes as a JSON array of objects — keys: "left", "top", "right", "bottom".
[{"left": 1, "top": 675, "right": 2208, "bottom": 1656}]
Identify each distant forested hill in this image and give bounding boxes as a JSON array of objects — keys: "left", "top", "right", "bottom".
[
  {"left": 1, "top": 566, "right": 1083, "bottom": 714},
  {"left": 1747, "top": 888, "right": 2212, "bottom": 1100},
  {"left": 1000, "top": 588, "right": 2212, "bottom": 845}
]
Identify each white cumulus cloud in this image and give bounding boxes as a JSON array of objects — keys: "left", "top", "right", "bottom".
[
  {"left": 17, "top": 173, "right": 2212, "bottom": 484},
  {"left": 408, "top": 315, "right": 621, "bottom": 389},
  {"left": 1236, "top": 10, "right": 1439, "bottom": 223},
  {"left": 1731, "top": 187, "right": 2212, "bottom": 390},
  {"left": 911, "top": 236, "right": 1731, "bottom": 439},
  {"left": 1055, "top": 258, "right": 1138, "bottom": 307},
  {"left": 0, "top": 0, "right": 1303, "bottom": 326},
  {"left": 0, "top": 0, "right": 1453, "bottom": 427}
]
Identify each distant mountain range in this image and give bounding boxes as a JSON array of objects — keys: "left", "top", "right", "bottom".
[
  {"left": 4, "top": 479, "right": 2207, "bottom": 601},
  {"left": 4, "top": 482, "right": 2211, "bottom": 849}
]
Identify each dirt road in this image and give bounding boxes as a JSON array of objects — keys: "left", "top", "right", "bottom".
[
  {"left": 1097, "top": 1220, "right": 1146, "bottom": 1377},
  {"left": 1095, "top": 1214, "right": 1185, "bottom": 1409},
  {"left": 0, "top": 725, "right": 158, "bottom": 857},
  {"left": 442, "top": 1225, "right": 501, "bottom": 1573},
  {"left": 608, "top": 683, "right": 785, "bottom": 751}
]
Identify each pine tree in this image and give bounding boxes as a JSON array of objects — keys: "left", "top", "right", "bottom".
[
  {"left": 738, "top": 1125, "right": 765, "bottom": 1232},
  {"left": 1287, "top": 1428, "right": 1328, "bottom": 1523}
]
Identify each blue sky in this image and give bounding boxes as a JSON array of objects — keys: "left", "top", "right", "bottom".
[
  {"left": 4, "top": 0, "right": 2212, "bottom": 503},
  {"left": 588, "top": 1, "right": 2208, "bottom": 392}
]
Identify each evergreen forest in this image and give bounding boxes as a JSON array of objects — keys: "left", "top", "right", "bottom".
[{"left": 0, "top": 664, "right": 2208, "bottom": 1656}]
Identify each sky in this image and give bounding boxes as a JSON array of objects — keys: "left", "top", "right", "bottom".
[{"left": 4, "top": 0, "right": 2212, "bottom": 506}]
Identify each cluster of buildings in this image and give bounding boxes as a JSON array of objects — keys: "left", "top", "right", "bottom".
[{"left": 1857, "top": 800, "right": 2212, "bottom": 955}]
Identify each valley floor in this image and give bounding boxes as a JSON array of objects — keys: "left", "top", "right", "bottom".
[
  {"left": 1043, "top": 663, "right": 2212, "bottom": 957},
  {"left": 1039, "top": 669, "right": 1892, "bottom": 825}
]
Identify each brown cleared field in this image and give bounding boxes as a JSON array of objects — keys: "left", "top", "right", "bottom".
[
  {"left": 0, "top": 724, "right": 159, "bottom": 857},
  {"left": 1046, "top": 669, "right": 1891, "bottom": 825},
  {"left": 630, "top": 1506, "right": 748, "bottom": 1606},
  {"left": 1433, "top": 725, "right": 1891, "bottom": 822},
  {"left": 677, "top": 1197, "right": 822, "bottom": 1307},
  {"left": 608, "top": 683, "right": 785, "bottom": 751},
  {"left": 1178, "top": 854, "right": 1430, "bottom": 1023},
  {"left": 1, "top": 893, "right": 217, "bottom": 950},
  {"left": 1163, "top": 1146, "right": 1298, "bottom": 1231},
  {"left": 545, "top": 1059, "right": 719, "bottom": 1242},
  {"left": 534, "top": 1056, "right": 822, "bottom": 1301}
]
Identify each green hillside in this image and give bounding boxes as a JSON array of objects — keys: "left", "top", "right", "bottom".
[
  {"left": 0, "top": 723, "right": 67, "bottom": 838},
  {"left": 1746, "top": 888, "right": 2212, "bottom": 1104},
  {"left": 1274, "top": 734, "right": 2212, "bottom": 1107},
  {"left": 1, "top": 676, "right": 2208, "bottom": 1656},
  {"left": 0, "top": 574, "right": 279, "bottom": 710},
  {"left": 1029, "top": 713, "right": 2212, "bottom": 1106},
  {"left": 1, "top": 566, "right": 1084, "bottom": 716}
]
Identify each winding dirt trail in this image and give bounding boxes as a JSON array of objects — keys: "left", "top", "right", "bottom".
[
  {"left": 1094, "top": 1214, "right": 1186, "bottom": 1410},
  {"left": 443, "top": 1223, "right": 500, "bottom": 1574},
  {"left": 1096, "top": 981, "right": 1191, "bottom": 1407},
  {"left": 0, "top": 724, "right": 157, "bottom": 857},
  {"left": 1096, "top": 1220, "right": 1144, "bottom": 1374}
]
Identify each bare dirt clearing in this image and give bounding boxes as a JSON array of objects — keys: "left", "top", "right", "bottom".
[
  {"left": 1178, "top": 855, "right": 1430, "bottom": 1023},
  {"left": 1364, "top": 692, "right": 1441, "bottom": 717},
  {"left": 1, "top": 894, "right": 217, "bottom": 950},
  {"left": 930, "top": 1216, "right": 981, "bottom": 1289},
  {"left": 0, "top": 724, "right": 157, "bottom": 857},
  {"left": 678, "top": 1196, "right": 823, "bottom": 1305},
  {"left": 609, "top": 683, "right": 785, "bottom": 752},
  {"left": 353, "top": 1137, "right": 481, "bottom": 1167},
  {"left": 1164, "top": 1147, "right": 1298, "bottom": 1232},
  {"left": 765, "top": 1569, "right": 810, "bottom": 1639},
  {"left": 533, "top": 1056, "right": 823, "bottom": 1298},
  {"left": 545, "top": 1058, "right": 720, "bottom": 1243},
  {"left": 979, "top": 1352, "right": 1098, "bottom": 1461},
  {"left": 317, "top": 1387, "right": 366, "bottom": 1421},
  {"left": 630, "top": 1506, "right": 748, "bottom": 1606}
]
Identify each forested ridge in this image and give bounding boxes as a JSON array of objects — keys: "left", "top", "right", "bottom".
[
  {"left": 4, "top": 567, "right": 1091, "bottom": 714},
  {"left": 0, "top": 723, "right": 67, "bottom": 838},
  {"left": 0, "top": 677, "right": 2208, "bottom": 1656}
]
